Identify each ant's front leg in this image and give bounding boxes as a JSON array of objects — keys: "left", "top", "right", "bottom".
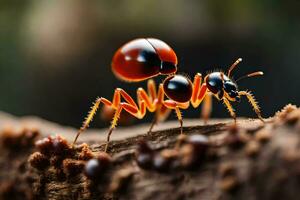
[
  {"left": 238, "top": 91, "right": 264, "bottom": 122},
  {"left": 201, "top": 93, "right": 212, "bottom": 124},
  {"left": 190, "top": 73, "right": 212, "bottom": 123},
  {"left": 163, "top": 100, "right": 189, "bottom": 135},
  {"left": 222, "top": 98, "right": 237, "bottom": 123}
]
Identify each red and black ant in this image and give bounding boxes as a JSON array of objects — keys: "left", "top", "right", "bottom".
[{"left": 72, "top": 38, "right": 264, "bottom": 151}]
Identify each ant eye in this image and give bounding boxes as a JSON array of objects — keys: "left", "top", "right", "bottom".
[{"left": 163, "top": 75, "right": 193, "bottom": 103}]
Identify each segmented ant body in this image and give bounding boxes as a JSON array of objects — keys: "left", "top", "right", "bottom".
[{"left": 73, "top": 38, "right": 264, "bottom": 152}]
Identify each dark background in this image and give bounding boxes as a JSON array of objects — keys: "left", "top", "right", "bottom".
[{"left": 0, "top": 0, "right": 299, "bottom": 128}]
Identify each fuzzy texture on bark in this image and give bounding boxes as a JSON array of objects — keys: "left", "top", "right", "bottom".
[{"left": 0, "top": 104, "right": 300, "bottom": 200}]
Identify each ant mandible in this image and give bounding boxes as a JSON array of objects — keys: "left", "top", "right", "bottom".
[{"left": 72, "top": 38, "right": 264, "bottom": 152}]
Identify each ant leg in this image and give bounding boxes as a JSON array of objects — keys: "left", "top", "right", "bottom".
[
  {"left": 175, "top": 106, "right": 183, "bottom": 134},
  {"left": 138, "top": 81, "right": 167, "bottom": 134},
  {"left": 223, "top": 98, "right": 237, "bottom": 123},
  {"left": 156, "top": 104, "right": 171, "bottom": 122},
  {"left": 105, "top": 101, "right": 145, "bottom": 151},
  {"left": 105, "top": 105, "right": 122, "bottom": 152},
  {"left": 73, "top": 97, "right": 112, "bottom": 146},
  {"left": 163, "top": 100, "right": 189, "bottom": 135},
  {"left": 191, "top": 74, "right": 208, "bottom": 108},
  {"left": 191, "top": 73, "right": 202, "bottom": 105},
  {"left": 190, "top": 74, "right": 211, "bottom": 123},
  {"left": 201, "top": 93, "right": 212, "bottom": 124},
  {"left": 238, "top": 91, "right": 264, "bottom": 122},
  {"left": 148, "top": 104, "right": 172, "bottom": 134},
  {"left": 137, "top": 79, "right": 163, "bottom": 112},
  {"left": 148, "top": 116, "right": 158, "bottom": 135},
  {"left": 147, "top": 79, "right": 157, "bottom": 101},
  {"left": 74, "top": 87, "right": 141, "bottom": 147}
]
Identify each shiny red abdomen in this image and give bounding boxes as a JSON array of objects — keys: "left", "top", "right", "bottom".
[{"left": 111, "top": 38, "right": 178, "bottom": 82}]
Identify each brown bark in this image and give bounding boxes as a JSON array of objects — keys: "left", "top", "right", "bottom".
[{"left": 0, "top": 105, "right": 300, "bottom": 200}]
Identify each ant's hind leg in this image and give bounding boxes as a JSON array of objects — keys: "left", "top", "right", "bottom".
[
  {"left": 148, "top": 105, "right": 171, "bottom": 135},
  {"left": 105, "top": 101, "right": 144, "bottom": 151},
  {"left": 201, "top": 93, "right": 212, "bottom": 124},
  {"left": 148, "top": 116, "right": 158, "bottom": 135},
  {"left": 223, "top": 98, "right": 237, "bottom": 123},
  {"left": 105, "top": 106, "right": 122, "bottom": 152},
  {"left": 73, "top": 88, "right": 123, "bottom": 146},
  {"left": 238, "top": 91, "right": 264, "bottom": 122}
]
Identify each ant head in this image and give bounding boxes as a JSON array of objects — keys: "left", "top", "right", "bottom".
[
  {"left": 163, "top": 74, "right": 193, "bottom": 103},
  {"left": 224, "top": 80, "right": 240, "bottom": 102},
  {"left": 205, "top": 72, "right": 240, "bottom": 101},
  {"left": 205, "top": 58, "right": 263, "bottom": 101},
  {"left": 204, "top": 72, "right": 238, "bottom": 100}
]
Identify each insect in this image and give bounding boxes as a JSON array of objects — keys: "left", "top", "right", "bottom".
[{"left": 73, "top": 39, "right": 264, "bottom": 152}]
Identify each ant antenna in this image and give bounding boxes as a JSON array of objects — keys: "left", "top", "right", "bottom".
[
  {"left": 228, "top": 58, "right": 242, "bottom": 77},
  {"left": 236, "top": 71, "right": 264, "bottom": 82}
]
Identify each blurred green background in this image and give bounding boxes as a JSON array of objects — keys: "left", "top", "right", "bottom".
[{"left": 0, "top": 0, "right": 299, "bottom": 128}]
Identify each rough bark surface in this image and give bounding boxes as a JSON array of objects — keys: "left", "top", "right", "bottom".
[{"left": 0, "top": 105, "right": 300, "bottom": 200}]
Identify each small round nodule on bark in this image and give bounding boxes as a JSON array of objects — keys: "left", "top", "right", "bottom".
[
  {"left": 136, "top": 153, "right": 153, "bottom": 169},
  {"left": 35, "top": 137, "right": 53, "bottom": 155},
  {"left": 28, "top": 152, "right": 50, "bottom": 171},
  {"left": 85, "top": 159, "right": 102, "bottom": 179},
  {"left": 97, "top": 152, "right": 112, "bottom": 168},
  {"left": 187, "top": 135, "right": 210, "bottom": 152},
  {"left": 35, "top": 135, "right": 71, "bottom": 156},
  {"left": 136, "top": 140, "right": 154, "bottom": 169},
  {"left": 153, "top": 153, "right": 171, "bottom": 172},
  {"left": 84, "top": 153, "right": 111, "bottom": 179},
  {"left": 51, "top": 135, "right": 71, "bottom": 155},
  {"left": 152, "top": 149, "right": 179, "bottom": 172}
]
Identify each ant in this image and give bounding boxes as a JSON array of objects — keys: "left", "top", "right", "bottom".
[{"left": 73, "top": 38, "right": 264, "bottom": 152}]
